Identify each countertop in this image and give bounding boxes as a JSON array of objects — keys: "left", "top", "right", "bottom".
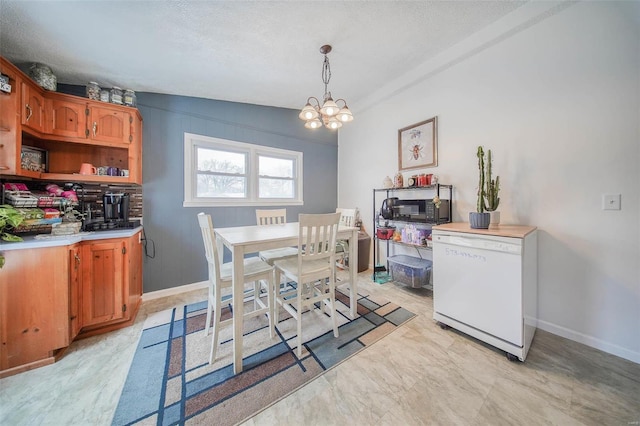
[
  {"left": 0, "top": 226, "right": 143, "bottom": 251},
  {"left": 432, "top": 222, "right": 536, "bottom": 239}
]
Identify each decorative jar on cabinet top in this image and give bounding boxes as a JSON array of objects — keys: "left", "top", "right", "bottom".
[
  {"left": 110, "top": 86, "right": 123, "bottom": 105},
  {"left": 86, "top": 81, "right": 100, "bottom": 100},
  {"left": 394, "top": 173, "right": 404, "bottom": 188},
  {"left": 123, "top": 89, "right": 136, "bottom": 107},
  {"left": 29, "top": 63, "right": 57, "bottom": 91}
]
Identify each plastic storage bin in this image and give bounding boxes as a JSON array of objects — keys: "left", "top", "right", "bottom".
[{"left": 388, "top": 255, "right": 432, "bottom": 288}]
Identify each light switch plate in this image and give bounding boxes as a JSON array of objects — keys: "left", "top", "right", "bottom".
[{"left": 602, "top": 194, "right": 621, "bottom": 210}]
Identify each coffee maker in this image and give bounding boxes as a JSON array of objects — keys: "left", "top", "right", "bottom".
[{"left": 103, "top": 192, "right": 130, "bottom": 223}]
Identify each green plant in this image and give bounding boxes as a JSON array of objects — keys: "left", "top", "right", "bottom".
[
  {"left": 60, "top": 200, "right": 85, "bottom": 222},
  {"left": 484, "top": 149, "right": 500, "bottom": 212},
  {"left": 476, "top": 146, "right": 486, "bottom": 213},
  {"left": 0, "top": 204, "right": 25, "bottom": 269}
]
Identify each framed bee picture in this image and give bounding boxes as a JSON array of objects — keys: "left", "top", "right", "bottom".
[{"left": 398, "top": 116, "right": 438, "bottom": 171}]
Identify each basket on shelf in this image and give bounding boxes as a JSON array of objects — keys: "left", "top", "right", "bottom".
[
  {"left": 13, "top": 218, "right": 62, "bottom": 235},
  {"left": 5, "top": 190, "right": 65, "bottom": 208},
  {"left": 51, "top": 221, "right": 82, "bottom": 236}
]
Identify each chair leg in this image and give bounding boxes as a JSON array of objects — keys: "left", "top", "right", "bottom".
[
  {"left": 209, "top": 291, "right": 223, "bottom": 364},
  {"left": 296, "top": 295, "right": 303, "bottom": 358},
  {"left": 329, "top": 276, "right": 339, "bottom": 338},
  {"left": 253, "top": 280, "right": 260, "bottom": 311},
  {"left": 204, "top": 296, "right": 212, "bottom": 337},
  {"left": 266, "top": 277, "right": 275, "bottom": 338},
  {"left": 274, "top": 269, "right": 281, "bottom": 325}
]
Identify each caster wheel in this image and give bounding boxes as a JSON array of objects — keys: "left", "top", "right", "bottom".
[
  {"left": 438, "top": 322, "right": 450, "bottom": 330},
  {"left": 506, "top": 353, "right": 520, "bottom": 362}
]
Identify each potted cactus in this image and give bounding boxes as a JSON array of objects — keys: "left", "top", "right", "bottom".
[
  {"left": 469, "top": 146, "right": 491, "bottom": 229},
  {"left": 484, "top": 148, "right": 501, "bottom": 228}
]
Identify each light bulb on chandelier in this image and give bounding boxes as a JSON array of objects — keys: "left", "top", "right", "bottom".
[{"left": 299, "top": 45, "right": 353, "bottom": 130}]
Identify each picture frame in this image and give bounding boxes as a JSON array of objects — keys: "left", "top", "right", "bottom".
[
  {"left": 398, "top": 116, "right": 438, "bottom": 171},
  {"left": 20, "top": 146, "right": 48, "bottom": 173}
]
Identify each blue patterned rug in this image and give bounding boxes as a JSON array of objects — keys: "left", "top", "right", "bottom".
[{"left": 112, "top": 287, "right": 415, "bottom": 425}]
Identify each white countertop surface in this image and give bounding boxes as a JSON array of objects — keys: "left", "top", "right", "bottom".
[
  {"left": 0, "top": 226, "right": 143, "bottom": 251},
  {"left": 432, "top": 222, "right": 537, "bottom": 239}
]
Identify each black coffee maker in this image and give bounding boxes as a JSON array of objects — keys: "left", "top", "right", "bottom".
[{"left": 103, "top": 192, "right": 130, "bottom": 223}]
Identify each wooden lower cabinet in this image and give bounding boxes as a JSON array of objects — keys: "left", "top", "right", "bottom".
[
  {"left": 81, "top": 239, "right": 126, "bottom": 327},
  {"left": 0, "top": 245, "right": 70, "bottom": 375},
  {"left": 78, "top": 232, "right": 142, "bottom": 334},
  {"left": 0, "top": 230, "right": 143, "bottom": 378},
  {"left": 69, "top": 244, "right": 82, "bottom": 341}
]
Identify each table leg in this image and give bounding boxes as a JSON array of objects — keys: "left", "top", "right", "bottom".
[
  {"left": 349, "top": 229, "right": 358, "bottom": 318},
  {"left": 232, "top": 245, "right": 244, "bottom": 374}
]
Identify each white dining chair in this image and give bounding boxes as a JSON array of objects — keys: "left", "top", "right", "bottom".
[
  {"left": 256, "top": 209, "right": 299, "bottom": 266},
  {"left": 273, "top": 212, "right": 342, "bottom": 357},
  {"left": 197, "top": 212, "right": 275, "bottom": 364},
  {"left": 335, "top": 208, "right": 357, "bottom": 269}
]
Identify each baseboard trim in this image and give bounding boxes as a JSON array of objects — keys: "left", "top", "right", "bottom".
[
  {"left": 142, "top": 281, "right": 208, "bottom": 302},
  {"left": 537, "top": 319, "right": 640, "bottom": 364}
]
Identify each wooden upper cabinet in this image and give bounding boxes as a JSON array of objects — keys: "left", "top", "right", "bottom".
[
  {"left": 45, "top": 95, "right": 87, "bottom": 139},
  {"left": 0, "top": 57, "right": 20, "bottom": 175},
  {"left": 1, "top": 56, "right": 143, "bottom": 184},
  {"left": 87, "top": 105, "right": 131, "bottom": 145},
  {"left": 20, "top": 80, "right": 45, "bottom": 134},
  {"left": 129, "top": 111, "right": 143, "bottom": 184}
]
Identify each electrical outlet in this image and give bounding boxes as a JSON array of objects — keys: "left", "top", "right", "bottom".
[{"left": 602, "top": 194, "right": 621, "bottom": 210}]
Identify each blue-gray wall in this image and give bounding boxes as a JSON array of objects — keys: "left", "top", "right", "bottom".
[{"left": 137, "top": 93, "right": 338, "bottom": 293}]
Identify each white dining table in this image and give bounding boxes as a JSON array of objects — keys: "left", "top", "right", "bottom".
[{"left": 214, "top": 221, "right": 359, "bottom": 374}]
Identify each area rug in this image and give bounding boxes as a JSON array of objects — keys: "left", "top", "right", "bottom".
[{"left": 112, "top": 286, "right": 415, "bottom": 426}]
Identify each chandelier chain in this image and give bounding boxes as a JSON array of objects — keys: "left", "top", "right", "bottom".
[{"left": 322, "top": 55, "right": 332, "bottom": 101}]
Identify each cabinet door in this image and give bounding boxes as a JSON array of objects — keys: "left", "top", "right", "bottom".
[
  {"left": 46, "top": 97, "right": 87, "bottom": 138},
  {"left": 69, "top": 245, "right": 82, "bottom": 341},
  {"left": 128, "top": 111, "right": 142, "bottom": 184},
  {"left": 126, "top": 231, "right": 143, "bottom": 319},
  {"left": 81, "top": 240, "right": 125, "bottom": 327},
  {"left": 21, "top": 80, "right": 45, "bottom": 134},
  {"left": 0, "top": 58, "right": 20, "bottom": 175},
  {"left": 88, "top": 105, "right": 131, "bottom": 145},
  {"left": 0, "top": 246, "right": 70, "bottom": 371}
]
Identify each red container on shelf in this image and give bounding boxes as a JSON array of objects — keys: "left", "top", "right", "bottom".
[{"left": 376, "top": 227, "right": 395, "bottom": 240}]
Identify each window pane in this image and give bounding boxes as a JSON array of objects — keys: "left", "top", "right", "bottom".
[
  {"left": 198, "top": 148, "right": 245, "bottom": 174},
  {"left": 259, "top": 178, "right": 293, "bottom": 198},
  {"left": 197, "top": 174, "right": 246, "bottom": 197},
  {"left": 259, "top": 156, "right": 293, "bottom": 178}
]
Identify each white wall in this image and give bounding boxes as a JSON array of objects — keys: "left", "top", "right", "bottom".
[{"left": 338, "top": 1, "right": 640, "bottom": 363}]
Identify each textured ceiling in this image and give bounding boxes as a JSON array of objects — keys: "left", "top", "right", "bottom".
[{"left": 0, "top": 1, "right": 526, "bottom": 111}]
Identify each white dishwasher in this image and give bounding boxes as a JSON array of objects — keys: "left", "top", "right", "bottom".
[{"left": 432, "top": 223, "right": 537, "bottom": 361}]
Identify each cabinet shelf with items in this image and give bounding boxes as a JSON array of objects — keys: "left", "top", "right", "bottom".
[
  {"left": 372, "top": 184, "right": 453, "bottom": 286},
  {"left": 0, "top": 56, "right": 142, "bottom": 185}
]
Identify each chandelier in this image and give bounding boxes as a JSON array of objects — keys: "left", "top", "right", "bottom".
[{"left": 299, "top": 45, "right": 353, "bottom": 130}]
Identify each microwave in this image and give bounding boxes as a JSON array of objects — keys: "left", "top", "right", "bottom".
[{"left": 392, "top": 199, "right": 450, "bottom": 223}]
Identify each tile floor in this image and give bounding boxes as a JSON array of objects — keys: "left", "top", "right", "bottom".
[{"left": 1, "top": 271, "right": 639, "bottom": 425}]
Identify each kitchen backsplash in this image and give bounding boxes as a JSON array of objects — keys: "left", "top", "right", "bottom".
[{"left": 1, "top": 179, "right": 142, "bottom": 220}]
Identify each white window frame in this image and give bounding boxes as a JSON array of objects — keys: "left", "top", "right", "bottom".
[{"left": 184, "top": 133, "right": 303, "bottom": 207}]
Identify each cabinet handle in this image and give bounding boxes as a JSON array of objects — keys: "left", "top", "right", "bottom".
[
  {"left": 0, "top": 166, "right": 9, "bottom": 170},
  {"left": 75, "top": 253, "right": 80, "bottom": 268},
  {"left": 92, "top": 122, "right": 97, "bottom": 137},
  {"left": 25, "top": 104, "right": 33, "bottom": 121}
]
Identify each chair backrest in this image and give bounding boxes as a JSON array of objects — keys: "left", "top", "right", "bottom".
[
  {"left": 336, "top": 208, "right": 357, "bottom": 227},
  {"left": 197, "top": 212, "right": 221, "bottom": 284},
  {"left": 298, "top": 212, "right": 342, "bottom": 262},
  {"left": 256, "top": 208, "right": 287, "bottom": 225}
]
